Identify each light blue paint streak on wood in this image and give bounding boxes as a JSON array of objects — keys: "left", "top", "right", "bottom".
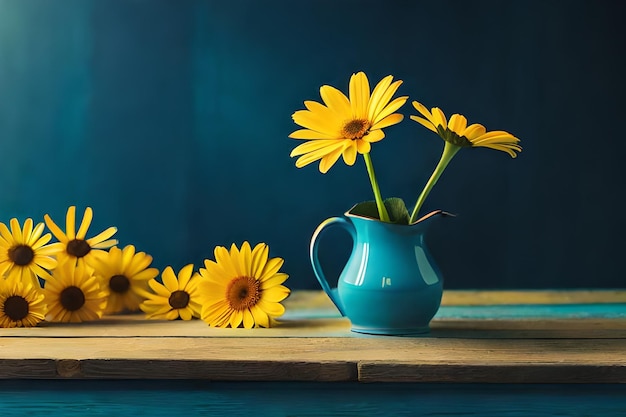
[
  {"left": 434, "top": 304, "right": 626, "bottom": 319},
  {"left": 283, "top": 303, "right": 626, "bottom": 320},
  {"left": 0, "top": 381, "right": 624, "bottom": 417}
]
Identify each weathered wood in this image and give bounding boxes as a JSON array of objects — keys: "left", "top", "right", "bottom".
[
  {"left": 1, "top": 337, "right": 625, "bottom": 381},
  {"left": 290, "top": 289, "right": 626, "bottom": 307},
  {"left": 1, "top": 290, "right": 625, "bottom": 382},
  {"left": 441, "top": 289, "right": 626, "bottom": 305},
  {"left": 358, "top": 362, "right": 626, "bottom": 383}
]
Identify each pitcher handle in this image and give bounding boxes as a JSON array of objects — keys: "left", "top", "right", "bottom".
[{"left": 309, "top": 217, "right": 355, "bottom": 316}]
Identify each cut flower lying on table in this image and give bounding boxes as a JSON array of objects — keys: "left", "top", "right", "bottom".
[
  {"left": 0, "top": 207, "right": 290, "bottom": 329},
  {"left": 289, "top": 71, "right": 521, "bottom": 224}
]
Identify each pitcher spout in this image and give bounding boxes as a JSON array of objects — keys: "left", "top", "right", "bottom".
[{"left": 410, "top": 209, "right": 456, "bottom": 226}]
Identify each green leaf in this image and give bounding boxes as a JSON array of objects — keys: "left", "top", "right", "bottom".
[
  {"left": 349, "top": 197, "right": 410, "bottom": 225},
  {"left": 349, "top": 201, "right": 380, "bottom": 219},
  {"left": 383, "top": 197, "right": 410, "bottom": 225}
]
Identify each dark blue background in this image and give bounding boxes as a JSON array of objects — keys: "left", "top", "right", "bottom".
[{"left": 1, "top": 0, "right": 624, "bottom": 289}]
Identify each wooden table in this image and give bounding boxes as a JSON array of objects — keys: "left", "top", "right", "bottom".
[{"left": 1, "top": 290, "right": 626, "bottom": 383}]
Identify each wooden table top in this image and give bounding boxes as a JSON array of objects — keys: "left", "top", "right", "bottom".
[{"left": 1, "top": 290, "right": 625, "bottom": 383}]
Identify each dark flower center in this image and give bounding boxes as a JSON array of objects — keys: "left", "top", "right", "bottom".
[
  {"left": 169, "top": 291, "right": 190, "bottom": 309},
  {"left": 8, "top": 245, "right": 35, "bottom": 266},
  {"left": 67, "top": 239, "right": 91, "bottom": 258},
  {"left": 4, "top": 295, "right": 29, "bottom": 321},
  {"left": 226, "top": 276, "right": 260, "bottom": 310},
  {"left": 341, "top": 119, "right": 370, "bottom": 140},
  {"left": 109, "top": 275, "right": 130, "bottom": 294},
  {"left": 60, "top": 286, "right": 86, "bottom": 311}
]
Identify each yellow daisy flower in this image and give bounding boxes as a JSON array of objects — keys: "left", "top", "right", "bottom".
[
  {"left": 43, "top": 260, "right": 108, "bottom": 323},
  {"left": 407, "top": 101, "right": 522, "bottom": 223},
  {"left": 44, "top": 206, "right": 118, "bottom": 267},
  {"left": 0, "top": 218, "right": 60, "bottom": 286},
  {"left": 410, "top": 101, "right": 522, "bottom": 157},
  {"left": 289, "top": 71, "right": 408, "bottom": 173},
  {"left": 91, "top": 245, "right": 159, "bottom": 314},
  {"left": 140, "top": 264, "right": 202, "bottom": 320},
  {"left": 198, "top": 242, "right": 290, "bottom": 329},
  {"left": 0, "top": 273, "right": 46, "bottom": 328}
]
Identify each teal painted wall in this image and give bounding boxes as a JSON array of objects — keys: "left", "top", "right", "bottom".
[{"left": 1, "top": 0, "right": 624, "bottom": 289}]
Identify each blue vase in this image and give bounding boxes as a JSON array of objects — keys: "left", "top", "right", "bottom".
[{"left": 310, "top": 207, "right": 450, "bottom": 335}]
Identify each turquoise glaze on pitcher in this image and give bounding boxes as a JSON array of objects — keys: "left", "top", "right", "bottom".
[{"left": 310, "top": 208, "right": 449, "bottom": 335}]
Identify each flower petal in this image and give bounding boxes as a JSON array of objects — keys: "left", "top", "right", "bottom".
[
  {"left": 349, "top": 71, "right": 370, "bottom": 119},
  {"left": 76, "top": 207, "right": 93, "bottom": 239},
  {"left": 66, "top": 206, "right": 76, "bottom": 240},
  {"left": 319, "top": 85, "right": 351, "bottom": 116},
  {"left": 342, "top": 141, "right": 358, "bottom": 166}
]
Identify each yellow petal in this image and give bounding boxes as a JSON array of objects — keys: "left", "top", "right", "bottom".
[
  {"left": 179, "top": 308, "right": 193, "bottom": 321},
  {"left": 349, "top": 72, "right": 370, "bottom": 119},
  {"left": 258, "top": 299, "right": 285, "bottom": 317},
  {"left": 242, "top": 309, "right": 255, "bottom": 329},
  {"left": 462, "top": 123, "right": 487, "bottom": 140},
  {"left": 448, "top": 114, "right": 468, "bottom": 135},
  {"left": 410, "top": 115, "right": 438, "bottom": 133},
  {"left": 362, "top": 129, "right": 385, "bottom": 143},
  {"left": 289, "top": 129, "right": 338, "bottom": 140},
  {"left": 319, "top": 85, "right": 351, "bottom": 116},
  {"left": 262, "top": 285, "right": 290, "bottom": 303},
  {"left": 161, "top": 266, "right": 179, "bottom": 292},
  {"left": 31, "top": 233, "right": 52, "bottom": 250},
  {"left": 369, "top": 80, "right": 408, "bottom": 123},
  {"left": 10, "top": 218, "right": 23, "bottom": 244},
  {"left": 367, "top": 75, "right": 394, "bottom": 121},
  {"left": 302, "top": 100, "right": 345, "bottom": 127},
  {"left": 412, "top": 101, "right": 433, "bottom": 121},
  {"left": 0, "top": 222, "right": 13, "bottom": 243},
  {"left": 342, "top": 141, "right": 358, "bottom": 166},
  {"left": 295, "top": 141, "right": 345, "bottom": 169},
  {"left": 318, "top": 146, "right": 345, "bottom": 174},
  {"left": 214, "top": 246, "right": 238, "bottom": 280},
  {"left": 290, "top": 139, "right": 343, "bottom": 157},
  {"left": 87, "top": 227, "right": 118, "bottom": 246},
  {"left": 44, "top": 214, "right": 69, "bottom": 243},
  {"left": 33, "top": 255, "right": 57, "bottom": 270},
  {"left": 260, "top": 273, "right": 289, "bottom": 290},
  {"left": 431, "top": 107, "right": 448, "bottom": 129},
  {"left": 292, "top": 110, "right": 341, "bottom": 137},
  {"left": 229, "top": 309, "right": 243, "bottom": 328},
  {"left": 356, "top": 139, "right": 371, "bottom": 154},
  {"left": 66, "top": 206, "right": 76, "bottom": 240},
  {"left": 229, "top": 243, "right": 244, "bottom": 278},
  {"left": 372, "top": 95, "right": 408, "bottom": 126},
  {"left": 371, "top": 113, "right": 404, "bottom": 130},
  {"left": 22, "top": 218, "right": 34, "bottom": 244},
  {"left": 250, "top": 304, "right": 270, "bottom": 328},
  {"left": 76, "top": 207, "right": 93, "bottom": 239},
  {"left": 259, "top": 257, "right": 284, "bottom": 281},
  {"left": 250, "top": 243, "right": 269, "bottom": 279},
  {"left": 177, "top": 263, "right": 195, "bottom": 290},
  {"left": 240, "top": 241, "right": 252, "bottom": 277}
]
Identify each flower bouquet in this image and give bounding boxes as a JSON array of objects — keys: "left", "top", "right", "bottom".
[{"left": 289, "top": 71, "right": 521, "bottom": 223}]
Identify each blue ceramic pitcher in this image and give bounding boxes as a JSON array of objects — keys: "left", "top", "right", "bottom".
[{"left": 310, "top": 208, "right": 449, "bottom": 335}]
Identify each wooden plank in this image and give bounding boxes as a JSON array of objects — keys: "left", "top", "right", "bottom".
[
  {"left": 358, "top": 362, "right": 626, "bottom": 383},
  {"left": 1, "top": 337, "right": 625, "bottom": 381},
  {"left": 2, "top": 316, "right": 626, "bottom": 339},
  {"left": 289, "top": 289, "right": 626, "bottom": 307},
  {"left": 1, "top": 290, "right": 626, "bottom": 382},
  {"left": 441, "top": 289, "right": 626, "bottom": 305}
]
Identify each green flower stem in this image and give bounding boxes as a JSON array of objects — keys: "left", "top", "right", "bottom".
[
  {"left": 363, "top": 152, "right": 390, "bottom": 222},
  {"left": 409, "top": 141, "right": 461, "bottom": 224}
]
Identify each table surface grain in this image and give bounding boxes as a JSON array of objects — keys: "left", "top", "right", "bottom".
[{"left": 1, "top": 290, "right": 625, "bottom": 383}]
